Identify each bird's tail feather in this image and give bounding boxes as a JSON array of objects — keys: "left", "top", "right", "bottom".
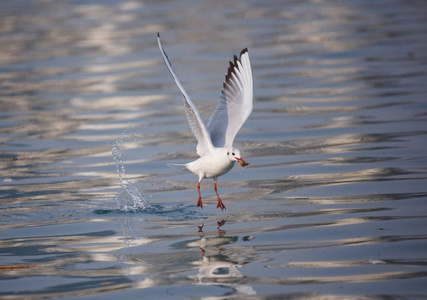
[{"left": 167, "top": 163, "right": 189, "bottom": 172}]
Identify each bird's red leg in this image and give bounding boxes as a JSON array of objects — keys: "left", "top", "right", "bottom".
[
  {"left": 196, "top": 182, "right": 203, "bottom": 209},
  {"left": 214, "top": 182, "right": 226, "bottom": 210}
]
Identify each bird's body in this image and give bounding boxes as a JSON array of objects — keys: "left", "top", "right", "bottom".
[
  {"left": 186, "top": 148, "right": 236, "bottom": 180},
  {"left": 157, "top": 33, "right": 253, "bottom": 210}
]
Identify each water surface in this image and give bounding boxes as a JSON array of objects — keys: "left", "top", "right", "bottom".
[{"left": 1, "top": 0, "right": 427, "bottom": 299}]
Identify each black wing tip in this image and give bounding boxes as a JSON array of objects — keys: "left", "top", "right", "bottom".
[
  {"left": 225, "top": 61, "right": 234, "bottom": 80},
  {"left": 157, "top": 32, "right": 173, "bottom": 69},
  {"left": 240, "top": 48, "right": 248, "bottom": 57},
  {"left": 224, "top": 47, "right": 248, "bottom": 85},
  {"left": 233, "top": 54, "right": 239, "bottom": 66}
]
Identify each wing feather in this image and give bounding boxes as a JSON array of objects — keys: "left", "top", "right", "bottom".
[
  {"left": 207, "top": 48, "right": 253, "bottom": 148},
  {"left": 157, "top": 33, "right": 214, "bottom": 157}
]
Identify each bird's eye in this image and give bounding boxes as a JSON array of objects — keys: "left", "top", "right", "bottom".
[
  {"left": 227, "top": 152, "right": 229, "bottom": 155},
  {"left": 232, "top": 152, "right": 235, "bottom": 156}
]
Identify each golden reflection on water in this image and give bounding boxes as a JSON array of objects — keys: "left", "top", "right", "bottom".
[
  {"left": 1, "top": 218, "right": 416, "bottom": 297},
  {"left": 0, "top": 229, "right": 154, "bottom": 280}
]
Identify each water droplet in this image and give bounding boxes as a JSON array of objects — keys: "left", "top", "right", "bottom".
[{"left": 112, "top": 127, "right": 150, "bottom": 212}]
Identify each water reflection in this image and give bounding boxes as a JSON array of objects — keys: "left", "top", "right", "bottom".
[
  {"left": 1, "top": 0, "right": 427, "bottom": 298},
  {"left": 171, "top": 221, "right": 257, "bottom": 296}
]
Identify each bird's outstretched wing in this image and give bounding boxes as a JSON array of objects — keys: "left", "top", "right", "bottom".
[
  {"left": 157, "top": 33, "right": 214, "bottom": 157},
  {"left": 207, "top": 48, "right": 253, "bottom": 148}
]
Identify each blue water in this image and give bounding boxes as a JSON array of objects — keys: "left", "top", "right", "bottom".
[{"left": 1, "top": 0, "right": 427, "bottom": 299}]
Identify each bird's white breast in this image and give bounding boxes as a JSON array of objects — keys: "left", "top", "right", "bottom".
[{"left": 185, "top": 149, "right": 235, "bottom": 179}]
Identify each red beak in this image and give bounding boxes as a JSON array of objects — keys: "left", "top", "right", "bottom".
[{"left": 235, "top": 157, "right": 250, "bottom": 167}]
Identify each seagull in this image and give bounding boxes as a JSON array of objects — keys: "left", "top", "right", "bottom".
[{"left": 157, "top": 33, "right": 253, "bottom": 210}]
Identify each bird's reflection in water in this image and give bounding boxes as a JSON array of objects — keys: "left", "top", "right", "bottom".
[{"left": 189, "top": 220, "right": 256, "bottom": 296}]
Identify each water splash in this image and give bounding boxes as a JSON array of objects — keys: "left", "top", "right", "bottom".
[{"left": 112, "top": 128, "right": 150, "bottom": 212}]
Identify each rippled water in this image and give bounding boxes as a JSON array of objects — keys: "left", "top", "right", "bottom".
[{"left": 1, "top": 0, "right": 427, "bottom": 299}]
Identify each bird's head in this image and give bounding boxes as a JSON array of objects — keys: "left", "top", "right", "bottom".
[{"left": 227, "top": 147, "right": 250, "bottom": 167}]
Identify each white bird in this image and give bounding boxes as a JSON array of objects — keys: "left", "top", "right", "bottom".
[{"left": 157, "top": 33, "right": 253, "bottom": 210}]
